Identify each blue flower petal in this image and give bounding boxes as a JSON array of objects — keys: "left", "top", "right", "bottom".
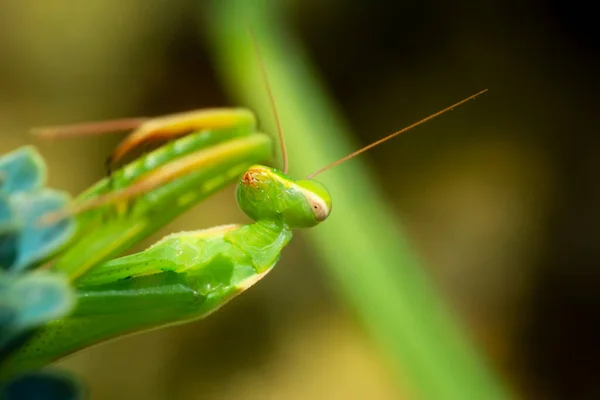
[
  {"left": 0, "top": 271, "right": 75, "bottom": 353},
  {"left": 8, "top": 270, "right": 75, "bottom": 331},
  {"left": 0, "top": 147, "right": 46, "bottom": 195},
  {"left": 10, "top": 190, "right": 75, "bottom": 272}
]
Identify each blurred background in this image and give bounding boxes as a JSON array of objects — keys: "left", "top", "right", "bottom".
[{"left": 0, "top": 0, "right": 597, "bottom": 399}]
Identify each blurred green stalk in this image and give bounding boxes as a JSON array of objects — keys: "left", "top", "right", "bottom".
[{"left": 204, "top": 1, "right": 509, "bottom": 398}]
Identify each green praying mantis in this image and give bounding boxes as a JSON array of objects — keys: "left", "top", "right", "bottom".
[{"left": 0, "top": 46, "right": 487, "bottom": 377}]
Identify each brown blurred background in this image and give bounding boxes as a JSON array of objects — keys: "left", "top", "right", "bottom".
[{"left": 0, "top": 1, "right": 598, "bottom": 399}]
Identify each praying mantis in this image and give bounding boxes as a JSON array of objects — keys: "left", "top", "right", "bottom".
[{"left": 0, "top": 40, "right": 487, "bottom": 377}]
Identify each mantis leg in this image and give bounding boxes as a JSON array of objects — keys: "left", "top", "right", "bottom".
[{"left": 109, "top": 108, "right": 257, "bottom": 165}]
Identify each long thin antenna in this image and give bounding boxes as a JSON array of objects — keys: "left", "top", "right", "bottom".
[
  {"left": 248, "top": 29, "right": 289, "bottom": 174},
  {"left": 307, "top": 89, "right": 488, "bottom": 179}
]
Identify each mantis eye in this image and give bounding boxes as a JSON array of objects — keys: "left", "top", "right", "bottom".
[
  {"left": 295, "top": 179, "right": 332, "bottom": 224},
  {"left": 309, "top": 198, "right": 330, "bottom": 222}
]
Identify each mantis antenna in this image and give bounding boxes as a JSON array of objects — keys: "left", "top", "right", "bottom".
[
  {"left": 248, "top": 29, "right": 289, "bottom": 174},
  {"left": 307, "top": 89, "right": 488, "bottom": 179}
]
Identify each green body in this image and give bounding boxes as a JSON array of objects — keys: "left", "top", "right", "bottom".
[{"left": 2, "top": 122, "right": 332, "bottom": 376}]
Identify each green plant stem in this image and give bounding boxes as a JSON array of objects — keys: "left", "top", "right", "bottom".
[{"left": 204, "top": 1, "right": 509, "bottom": 398}]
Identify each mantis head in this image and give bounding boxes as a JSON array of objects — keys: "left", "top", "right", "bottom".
[
  {"left": 236, "top": 165, "right": 332, "bottom": 228},
  {"left": 246, "top": 30, "right": 486, "bottom": 231}
]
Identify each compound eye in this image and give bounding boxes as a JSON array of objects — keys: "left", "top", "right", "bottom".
[
  {"left": 295, "top": 179, "right": 332, "bottom": 223},
  {"left": 309, "top": 198, "right": 330, "bottom": 222}
]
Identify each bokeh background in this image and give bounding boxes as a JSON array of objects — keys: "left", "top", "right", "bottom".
[{"left": 0, "top": 1, "right": 597, "bottom": 399}]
